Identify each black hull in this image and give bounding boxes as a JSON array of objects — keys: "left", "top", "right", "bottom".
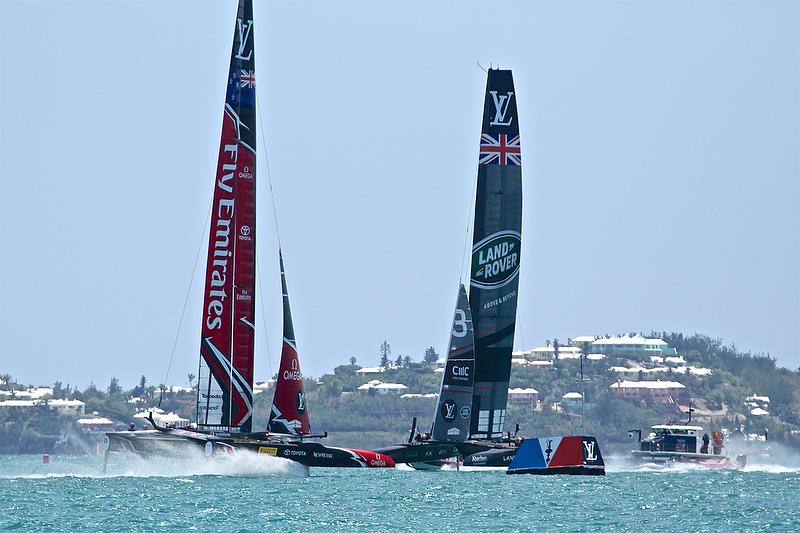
[
  {"left": 506, "top": 466, "right": 605, "bottom": 476},
  {"left": 377, "top": 442, "right": 459, "bottom": 465},
  {"left": 104, "top": 430, "right": 391, "bottom": 468},
  {"left": 458, "top": 440, "right": 518, "bottom": 467}
]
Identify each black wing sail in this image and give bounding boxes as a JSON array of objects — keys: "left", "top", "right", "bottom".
[
  {"left": 468, "top": 69, "right": 523, "bottom": 440},
  {"left": 431, "top": 284, "right": 475, "bottom": 442}
]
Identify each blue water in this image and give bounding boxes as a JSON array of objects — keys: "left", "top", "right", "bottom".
[{"left": 1, "top": 454, "right": 799, "bottom": 532}]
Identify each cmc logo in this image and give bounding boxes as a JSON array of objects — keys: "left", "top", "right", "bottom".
[
  {"left": 452, "top": 365, "right": 470, "bottom": 377},
  {"left": 471, "top": 230, "right": 521, "bottom": 289}
]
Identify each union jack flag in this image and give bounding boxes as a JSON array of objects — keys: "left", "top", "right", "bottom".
[
  {"left": 240, "top": 70, "right": 256, "bottom": 88},
  {"left": 479, "top": 133, "right": 521, "bottom": 166}
]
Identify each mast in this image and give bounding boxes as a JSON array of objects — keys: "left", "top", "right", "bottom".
[
  {"left": 196, "top": 0, "right": 256, "bottom": 433},
  {"left": 431, "top": 284, "right": 475, "bottom": 442},
  {"left": 267, "top": 251, "right": 311, "bottom": 435},
  {"left": 468, "top": 69, "right": 523, "bottom": 440}
]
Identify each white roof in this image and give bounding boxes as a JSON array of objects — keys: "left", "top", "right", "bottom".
[
  {"left": 557, "top": 353, "right": 582, "bottom": 360},
  {"left": 508, "top": 387, "right": 538, "bottom": 394},
  {"left": 77, "top": 417, "right": 114, "bottom": 425},
  {"left": 374, "top": 383, "right": 407, "bottom": 390},
  {"left": 664, "top": 356, "right": 686, "bottom": 364},
  {"left": 562, "top": 392, "right": 583, "bottom": 399},
  {"left": 608, "top": 366, "right": 645, "bottom": 373},
  {"left": 357, "top": 382, "right": 375, "bottom": 390},
  {"left": 610, "top": 380, "right": 685, "bottom": 390},
  {"left": 511, "top": 358, "right": 528, "bottom": 365},
  {"left": 0, "top": 400, "right": 37, "bottom": 407},
  {"left": 587, "top": 353, "right": 606, "bottom": 360},
  {"left": 592, "top": 335, "right": 668, "bottom": 346},
  {"left": 651, "top": 424, "right": 703, "bottom": 431},
  {"left": 750, "top": 407, "right": 769, "bottom": 416},
  {"left": 528, "top": 360, "right": 553, "bottom": 367},
  {"left": 355, "top": 366, "right": 385, "bottom": 374},
  {"left": 746, "top": 395, "right": 770, "bottom": 403},
  {"left": 47, "top": 399, "right": 85, "bottom": 407},
  {"left": 400, "top": 393, "right": 437, "bottom": 399},
  {"left": 571, "top": 336, "right": 597, "bottom": 343}
]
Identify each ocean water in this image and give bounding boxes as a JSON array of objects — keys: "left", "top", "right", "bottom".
[{"left": 1, "top": 453, "right": 799, "bottom": 532}]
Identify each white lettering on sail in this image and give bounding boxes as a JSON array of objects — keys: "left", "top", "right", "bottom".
[
  {"left": 489, "top": 91, "right": 514, "bottom": 127},
  {"left": 235, "top": 19, "right": 253, "bottom": 60},
  {"left": 205, "top": 142, "right": 237, "bottom": 330},
  {"left": 452, "top": 308, "right": 468, "bottom": 338}
]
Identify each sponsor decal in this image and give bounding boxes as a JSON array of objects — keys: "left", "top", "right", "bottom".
[
  {"left": 471, "top": 231, "right": 521, "bottom": 289},
  {"left": 258, "top": 446, "right": 278, "bottom": 456},
  {"left": 447, "top": 428, "right": 460, "bottom": 436},
  {"left": 235, "top": 18, "right": 253, "bottom": 61},
  {"left": 459, "top": 406, "right": 471, "bottom": 419},
  {"left": 284, "top": 358, "right": 302, "bottom": 381},
  {"left": 239, "top": 225, "right": 251, "bottom": 241},
  {"left": 370, "top": 457, "right": 387, "bottom": 467},
  {"left": 441, "top": 399, "right": 457, "bottom": 422},
  {"left": 545, "top": 439, "right": 554, "bottom": 463},
  {"left": 583, "top": 440, "right": 598, "bottom": 462},
  {"left": 313, "top": 452, "right": 333, "bottom": 458},
  {"left": 489, "top": 90, "right": 514, "bottom": 127},
  {"left": 205, "top": 142, "right": 238, "bottom": 331},
  {"left": 238, "top": 165, "right": 253, "bottom": 179},
  {"left": 283, "top": 449, "right": 307, "bottom": 457},
  {"left": 296, "top": 391, "right": 306, "bottom": 414},
  {"left": 471, "top": 455, "right": 487, "bottom": 464}
]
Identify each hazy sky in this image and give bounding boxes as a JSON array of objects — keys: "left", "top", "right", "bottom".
[{"left": 1, "top": 1, "right": 798, "bottom": 389}]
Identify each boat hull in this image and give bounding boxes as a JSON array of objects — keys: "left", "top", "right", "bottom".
[
  {"left": 507, "top": 436, "right": 605, "bottom": 476},
  {"left": 631, "top": 450, "right": 746, "bottom": 469},
  {"left": 104, "top": 430, "right": 394, "bottom": 468},
  {"left": 377, "top": 442, "right": 460, "bottom": 465},
  {"left": 458, "top": 440, "right": 518, "bottom": 467}
]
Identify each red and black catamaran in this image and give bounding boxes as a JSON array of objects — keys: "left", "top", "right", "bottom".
[{"left": 104, "top": 0, "right": 392, "bottom": 470}]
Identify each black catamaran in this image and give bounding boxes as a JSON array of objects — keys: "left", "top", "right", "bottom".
[
  {"left": 382, "top": 69, "right": 603, "bottom": 474},
  {"left": 379, "top": 69, "right": 522, "bottom": 467},
  {"left": 103, "top": 0, "right": 393, "bottom": 470}
]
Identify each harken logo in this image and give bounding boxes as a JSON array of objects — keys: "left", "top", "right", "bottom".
[
  {"left": 441, "top": 399, "right": 457, "bottom": 422},
  {"left": 459, "top": 406, "right": 471, "bottom": 419},
  {"left": 471, "top": 230, "right": 521, "bottom": 289}
]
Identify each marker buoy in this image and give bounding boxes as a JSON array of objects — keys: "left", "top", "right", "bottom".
[{"left": 42, "top": 454, "right": 49, "bottom": 464}]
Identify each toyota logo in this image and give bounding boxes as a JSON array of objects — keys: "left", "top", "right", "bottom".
[{"left": 240, "top": 226, "right": 251, "bottom": 236}]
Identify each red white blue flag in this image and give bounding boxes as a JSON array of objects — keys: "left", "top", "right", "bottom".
[{"left": 479, "top": 133, "right": 521, "bottom": 166}]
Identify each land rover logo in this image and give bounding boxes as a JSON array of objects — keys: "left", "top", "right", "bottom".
[{"left": 471, "top": 230, "right": 521, "bottom": 289}]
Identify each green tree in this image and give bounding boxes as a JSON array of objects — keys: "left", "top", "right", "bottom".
[
  {"left": 379, "top": 341, "right": 391, "bottom": 367},
  {"left": 108, "top": 377, "right": 121, "bottom": 396},
  {"left": 423, "top": 346, "right": 439, "bottom": 364},
  {"left": 349, "top": 356, "right": 357, "bottom": 366},
  {"left": 187, "top": 373, "right": 196, "bottom": 388}
]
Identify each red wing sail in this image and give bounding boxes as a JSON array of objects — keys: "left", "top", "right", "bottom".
[
  {"left": 196, "top": 0, "right": 256, "bottom": 433},
  {"left": 267, "top": 252, "right": 311, "bottom": 435}
]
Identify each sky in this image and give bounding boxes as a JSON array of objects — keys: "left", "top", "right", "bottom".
[{"left": 0, "top": 1, "right": 798, "bottom": 389}]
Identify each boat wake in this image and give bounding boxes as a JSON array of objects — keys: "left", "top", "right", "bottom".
[{"left": 0, "top": 450, "right": 307, "bottom": 479}]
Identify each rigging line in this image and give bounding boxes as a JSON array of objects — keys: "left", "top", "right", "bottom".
[
  {"left": 254, "top": 88, "right": 278, "bottom": 379},
  {"left": 256, "top": 264, "right": 274, "bottom": 378},
  {"left": 475, "top": 61, "right": 488, "bottom": 73},
  {"left": 458, "top": 167, "right": 478, "bottom": 286},
  {"left": 255, "top": 89, "right": 282, "bottom": 249},
  {"left": 159, "top": 198, "right": 213, "bottom": 408}
]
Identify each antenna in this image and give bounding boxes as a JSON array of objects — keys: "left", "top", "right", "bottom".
[{"left": 475, "top": 61, "right": 487, "bottom": 73}]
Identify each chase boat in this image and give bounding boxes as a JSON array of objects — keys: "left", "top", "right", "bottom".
[{"left": 630, "top": 424, "right": 746, "bottom": 469}]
